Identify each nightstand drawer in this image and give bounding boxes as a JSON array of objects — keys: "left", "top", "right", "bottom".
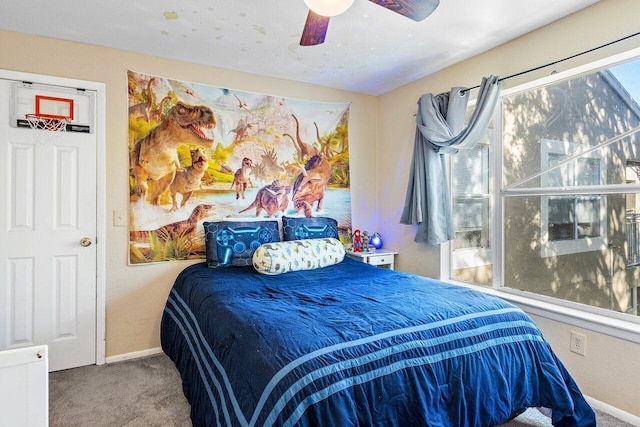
[
  {"left": 346, "top": 249, "right": 398, "bottom": 270},
  {"left": 368, "top": 256, "right": 391, "bottom": 266}
]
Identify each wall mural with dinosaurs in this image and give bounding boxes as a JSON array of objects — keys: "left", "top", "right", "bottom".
[{"left": 127, "top": 70, "right": 351, "bottom": 264}]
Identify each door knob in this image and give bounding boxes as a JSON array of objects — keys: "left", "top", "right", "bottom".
[{"left": 80, "top": 237, "right": 92, "bottom": 247}]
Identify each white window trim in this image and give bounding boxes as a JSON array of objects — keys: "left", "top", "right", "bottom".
[{"left": 539, "top": 138, "right": 608, "bottom": 257}]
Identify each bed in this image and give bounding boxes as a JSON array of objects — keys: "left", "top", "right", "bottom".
[{"left": 161, "top": 254, "right": 595, "bottom": 426}]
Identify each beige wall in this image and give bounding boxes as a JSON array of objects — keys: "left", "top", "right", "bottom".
[
  {"left": 2, "top": 0, "right": 640, "bottom": 418},
  {"left": 379, "top": 0, "right": 640, "bottom": 417},
  {"left": 0, "top": 30, "right": 379, "bottom": 357}
]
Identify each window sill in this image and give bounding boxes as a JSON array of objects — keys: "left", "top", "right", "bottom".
[{"left": 444, "top": 280, "right": 640, "bottom": 345}]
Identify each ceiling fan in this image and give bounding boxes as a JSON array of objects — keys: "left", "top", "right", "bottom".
[{"left": 300, "top": 0, "right": 440, "bottom": 46}]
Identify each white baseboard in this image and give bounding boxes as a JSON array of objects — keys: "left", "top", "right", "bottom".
[
  {"left": 586, "top": 395, "right": 640, "bottom": 426},
  {"left": 105, "top": 347, "right": 163, "bottom": 364}
]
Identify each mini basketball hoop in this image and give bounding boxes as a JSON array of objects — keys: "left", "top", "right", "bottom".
[
  {"left": 25, "top": 113, "right": 70, "bottom": 143},
  {"left": 25, "top": 114, "right": 70, "bottom": 132}
]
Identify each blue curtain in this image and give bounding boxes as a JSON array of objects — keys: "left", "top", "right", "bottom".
[{"left": 400, "top": 76, "right": 502, "bottom": 245}]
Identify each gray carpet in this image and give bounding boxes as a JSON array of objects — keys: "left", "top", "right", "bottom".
[
  {"left": 50, "top": 353, "right": 631, "bottom": 426},
  {"left": 50, "top": 354, "right": 191, "bottom": 426}
]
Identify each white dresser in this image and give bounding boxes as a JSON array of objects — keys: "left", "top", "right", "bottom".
[{"left": 0, "top": 345, "right": 49, "bottom": 426}]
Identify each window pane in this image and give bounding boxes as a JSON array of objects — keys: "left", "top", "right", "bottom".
[
  {"left": 499, "top": 56, "right": 640, "bottom": 318},
  {"left": 503, "top": 71, "right": 639, "bottom": 190},
  {"left": 451, "top": 108, "right": 493, "bottom": 287},
  {"left": 452, "top": 198, "right": 489, "bottom": 249},
  {"left": 452, "top": 145, "right": 489, "bottom": 195},
  {"left": 627, "top": 211, "right": 640, "bottom": 266},
  {"left": 577, "top": 158, "right": 600, "bottom": 186},
  {"left": 626, "top": 160, "right": 640, "bottom": 266},
  {"left": 548, "top": 197, "right": 574, "bottom": 241},
  {"left": 505, "top": 194, "right": 636, "bottom": 314},
  {"left": 452, "top": 259, "right": 492, "bottom": 287},
  {"left": 548, "top": 153, "right": 570, "bottom": 187},
  {"left": 577, "top": 197, "right": 600, "bottom": 238}
]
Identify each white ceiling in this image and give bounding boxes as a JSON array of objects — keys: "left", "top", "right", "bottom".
[{"left": 0, "top": 0, "right": 599, "bottom": 95}]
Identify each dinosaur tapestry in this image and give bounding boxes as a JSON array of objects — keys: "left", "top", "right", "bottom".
[{"left": 127, "top": 70, "right": 351, "bottom": 264}]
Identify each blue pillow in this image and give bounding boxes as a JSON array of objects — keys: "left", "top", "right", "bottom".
[
  {"left": 203, "top": 220, "right": 279, "bottom": 268},
  {"left": 282, "top": 216, "right": 339, "bottom": 241}
]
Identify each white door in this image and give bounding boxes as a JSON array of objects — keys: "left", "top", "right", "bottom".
[{"left": 0, "top": 78, "right": 97, "bottom": 372}]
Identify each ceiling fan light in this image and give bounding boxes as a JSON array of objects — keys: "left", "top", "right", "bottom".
[{"left": 304, "top": 0, "right": 355, "bottom": 17}]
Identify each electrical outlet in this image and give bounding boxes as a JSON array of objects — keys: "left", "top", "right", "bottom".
[{"left": 570, "top": 331, "right": 587, "bottom": 356}]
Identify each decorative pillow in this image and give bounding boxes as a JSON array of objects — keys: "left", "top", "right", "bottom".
[
  {"left": 253, "top": 237, "right": 345, "bottom": 275},
  {"left": 203, "top": 220, "right": 279, "bottom": 268},
  {"left": 282, "top": 216, "right": 339, "bottom": 241}
]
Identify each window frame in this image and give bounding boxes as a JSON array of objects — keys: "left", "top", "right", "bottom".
[
  {"left": 451, "top": 140, "right": 492, "bottom": 271},
  {"left": 446, "top": 45, "right": 640, "bottom": 341}
]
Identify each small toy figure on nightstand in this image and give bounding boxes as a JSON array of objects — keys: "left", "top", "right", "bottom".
[
  {"left": 352, "top": 229, "right": 363, "bottom": 252},
  {"left": 362, "top": 231, "right": 371, "bottom": 252},
  {"left": 369, "top": 232, "right": 383, "bottom": 249}
]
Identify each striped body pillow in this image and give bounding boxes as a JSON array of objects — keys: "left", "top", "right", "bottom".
[{"left": 252, "top": 238, "right": 345, "bottom": 275}]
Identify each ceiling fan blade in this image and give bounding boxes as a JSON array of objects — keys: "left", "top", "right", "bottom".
[
  {"left": 368, "top": 0, "right": 439, "bottom": 22},
  {"left": 300, "top": 10, "right": 330, "bottom": 46}
]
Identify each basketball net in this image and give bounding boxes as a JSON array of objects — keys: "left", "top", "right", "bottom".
[{"left": 25, "top": 114, "right": 70, "bottom": 143}]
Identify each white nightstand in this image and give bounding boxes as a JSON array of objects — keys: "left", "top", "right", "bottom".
[{"left": 346, "top": 249, "right": 398, "bottom": 270}]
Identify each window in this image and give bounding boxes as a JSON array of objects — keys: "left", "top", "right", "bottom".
[
  {"left": 450, "top": 50, "right": 640, "bottom": 319},
  {"left": 451, "top": 112, "right": 492, "bottom": 286},
  {"left": 626, "top": 160, "right": 640, "bottom": 267},
  {"left": 540, "top": 139, "right": 607, "bottom": 257}
]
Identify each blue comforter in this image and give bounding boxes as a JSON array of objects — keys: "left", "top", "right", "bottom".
[{"left": 161, "top": 257, "right": 595, "bottom": 427}]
